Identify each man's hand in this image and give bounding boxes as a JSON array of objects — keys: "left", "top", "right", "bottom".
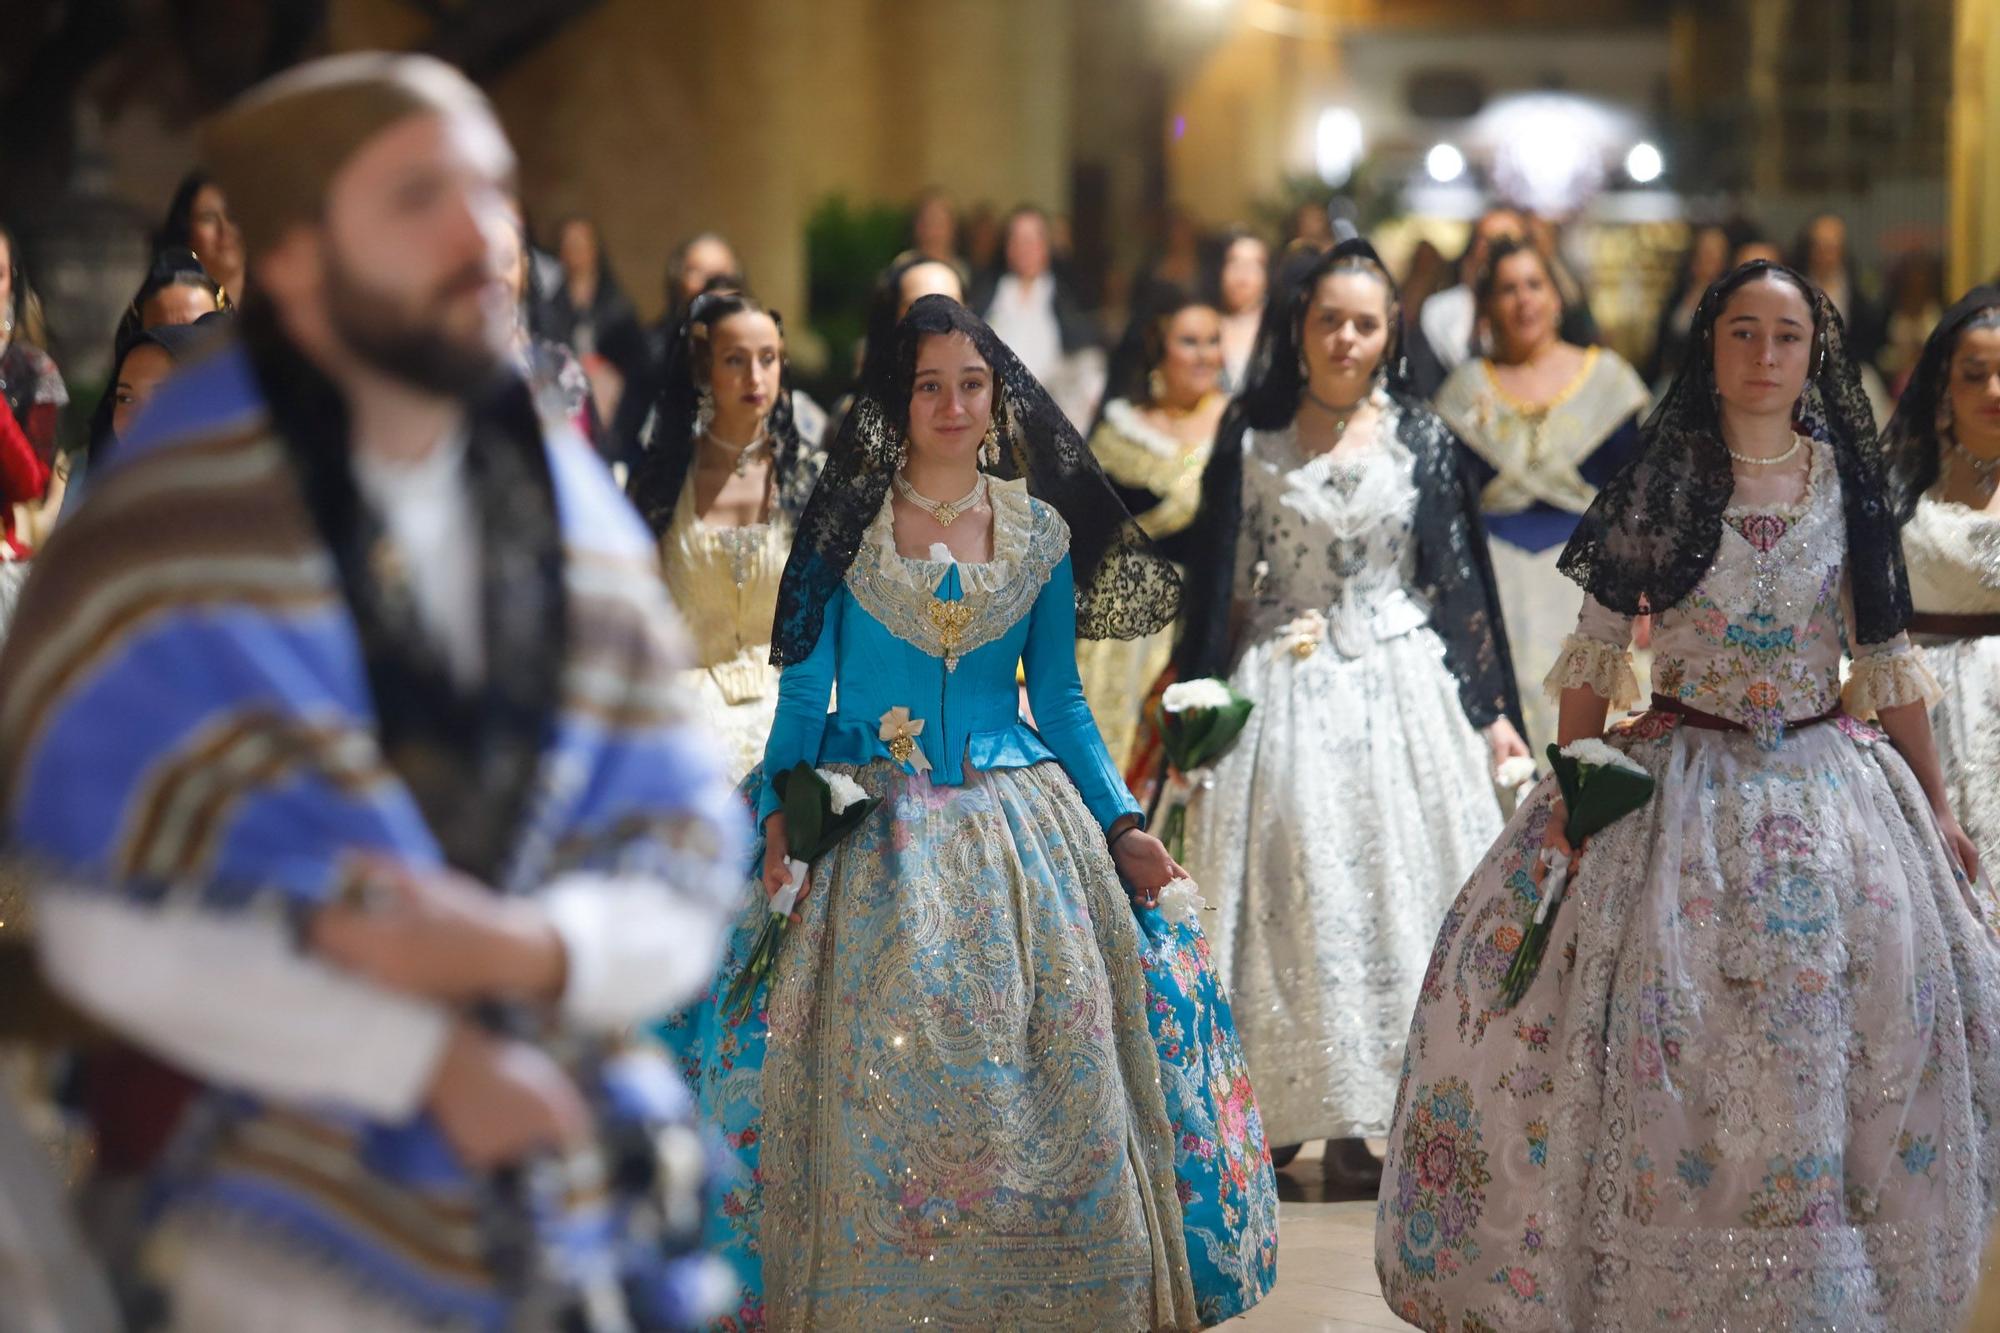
[
  {"left": 426, "top": 1024, "right": 590, "bottom": 1169},
  {"left": 310, "top": 858, "right": 566, "bottom": 1003}
]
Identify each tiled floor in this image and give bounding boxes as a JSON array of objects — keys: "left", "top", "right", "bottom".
[{"left": 1224, "top": 1142, "right": 1403, "bottom": 1332}]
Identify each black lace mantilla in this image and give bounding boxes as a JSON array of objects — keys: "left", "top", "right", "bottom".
[
  {"left": 1882, "top": 284, "right": 2000, "bottom": 522},
  {"left": 770, "top": 295, "right": 1180, "bottom": 665},
  {"left": 625, "top": 291, "right": 825, "bottom": 535},
  {"left": 1558, "top": 260, "right": 1911, "bottom": 645},
  {"left": 1174, "top": 238, "right": 1522, "bottom": 730}
]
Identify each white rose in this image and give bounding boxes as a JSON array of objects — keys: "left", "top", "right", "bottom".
[
  {"left": 816, "top": 769, "right": 870, "bottom": 814},
  {"left": 1152, "top": 876, "right": 1207, "bottom": 926},
  {"left": 1493, "top": 755, "right": 1538, "bottom": 791},
  {"left": 1162, "top": 678, "right": 1234, "bottom": 713},
  {"left": 1559, "top": 738, "right": 1647, "bottom": 776}
]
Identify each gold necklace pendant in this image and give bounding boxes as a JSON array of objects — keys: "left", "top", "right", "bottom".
[{"left": 933, "top": 500, "right": 961, "bottom": 527}]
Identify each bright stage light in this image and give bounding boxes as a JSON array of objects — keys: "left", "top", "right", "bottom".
[
  {"left": 1316, "top": 107, "right": 1364, "bottom": 186},
  {"left": 1425, "top": 143, "right": 1465, "bottom": 184},
  {"left": 1626, "top": 141, "right": 1664, "bottom": 184}
]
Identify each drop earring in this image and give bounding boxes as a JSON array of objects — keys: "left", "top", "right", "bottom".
[
  {"left": 1148, "top": 368, "right": 1166, "bottom": 403},
  {"left": 695, "top": 382, "right": 715, "bottom": 437},
  {"left": 980, "top": 418, "right": 1001, "bottom": 469}
]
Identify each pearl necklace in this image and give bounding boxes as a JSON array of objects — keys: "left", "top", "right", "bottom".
[
  {"left": 704, "top": 427, "right": 772, "bottom": 477},
  {"left": 894, "top": 470, "right": 986, "bottom": 527},
  {"left": 1726, "top": 435, "right": 1804, "bottom": 468}
]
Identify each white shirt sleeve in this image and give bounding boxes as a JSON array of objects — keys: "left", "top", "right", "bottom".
[
  {"left": 539, "top": 874, "right": 732, "bottom": 1030},
  {"left": 36, "top": 893, "right": 450, "bottom": 1122}
]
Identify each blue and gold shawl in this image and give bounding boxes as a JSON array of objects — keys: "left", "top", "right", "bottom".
[{"left": 0, "top": 342, "right": 745, "bottom": 1330}]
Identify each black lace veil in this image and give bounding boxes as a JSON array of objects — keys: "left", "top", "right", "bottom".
[
  {"left": 1881, "top": 285, "right": 2000, "bottom": 522},
  {"left": 1175, "top": 238, "right": 1522, "bottom": 730},
  {"left": 624, "top": 290, "right": 820, "bottom": 533},
  {"left": 770, "top": 294, "right": 1181, "bottom": 665},
  {"left": 1557, "top": 260, "right": 1911, "bottom": 644}
]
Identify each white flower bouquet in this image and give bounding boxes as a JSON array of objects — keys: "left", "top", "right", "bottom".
[
  {"left": 1497, "top": 739, "right": 1655, "bottom": 1009},
  {"left": 1149, "top": 678, "right": 1255, "bottom": 862},
  {"left": 723, "top": 763, "right": 879, "bottom": 1021}
]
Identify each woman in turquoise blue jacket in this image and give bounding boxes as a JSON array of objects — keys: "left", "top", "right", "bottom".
[{"left": 668, "top": 297, "right": 1278, "bottom": 1330}]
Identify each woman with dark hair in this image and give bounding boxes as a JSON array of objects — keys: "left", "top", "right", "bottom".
[
  {"left": 1178, "top": 239, "right": 1526, "bottom": 1188},
  {"left": 158, "top": 172, "right": 244, "bottom": 305},
  {"left": 1879, "top": 248, "right": 1946, "bottom": 395},
  {"left": 970, "top": 205, "right": 1104, "bottom": 427},
  {"left": 1377, "top": 262, "right": 1999, "bottom": 1330},
  {"left": 1644, "top": 222, "right": 1731, "bottom": 390},
  {"left": 1214, "top": 228, "right": 1270, "bottom": 392},
  {"left": 1792, "top": 210, "right": 1884, "bottom": 366},
  {"left": 626, "top": 290, "right": 826, "bottom": 781},
  {"left": 0, "top": 224, "right": 64, "bottom": 571},
  {"left": 66, "top": 322, "right": 208, "bottom": 514},
  {"left": 856, "top": 252, "right": 966, "bottom": 389},
  {"left": 1076, "top": 285, "right": 1227, "bottom": 766},
  {"left": 492, "top": 212, "right": 597, "bottom": 449},
  {"left": 1435, "top": 237, "right": 1650, "bottom": 747},
  {"left": 546, "top": 215, "right": 648, "bottom": 419},
  {"left": 113, "top": 248, "right": 221, "bottom": 346},
  {"left": 1881, "top": 288, "right": 2000, "bottom": 871},
  {"left": 671, "top": 295, "right": 1277, "bottom": 1328}
]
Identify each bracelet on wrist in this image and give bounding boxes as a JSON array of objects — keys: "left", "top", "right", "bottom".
[{"left": 1109, "top": 823, "right": 1140, "bottom": 850}]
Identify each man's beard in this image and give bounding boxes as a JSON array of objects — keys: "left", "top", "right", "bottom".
[{"left": 324, "top": 247, "right": 505, "bottom": 398}]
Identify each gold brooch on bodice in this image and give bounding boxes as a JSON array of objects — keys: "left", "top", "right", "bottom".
[
  {"left": 878, "top": 706, "right": 931, "bottom": 772},
  {"left": 928, "top": 598, "right": 976, "bottom": 672}
]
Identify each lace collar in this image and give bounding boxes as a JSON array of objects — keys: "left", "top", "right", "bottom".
[
  {"left": 1722, "top": 433, "right": 1832, "bottom": 525},
  {"left": 846, "top": 480, "right": 1070, "bottom": 665},
  {"left": 1100, "top": 397, "right": 1206, "bottom": 461}
]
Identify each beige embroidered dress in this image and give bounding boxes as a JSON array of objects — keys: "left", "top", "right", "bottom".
[
  {"left": 1904, "top": 494, "right": 2000, "bottom": 874},
  {"left": 657, "top": 482, "right": 789, "bottom": 783},
  {"left": 1376, "top": 436, "right": 2000, "bottom": 1331},
  {"left": 1435, "top": 347, "right": 1649, "bottom": 747},
  {"left": 1076, "top": 397, "right": 1214, "bottom": 769}
]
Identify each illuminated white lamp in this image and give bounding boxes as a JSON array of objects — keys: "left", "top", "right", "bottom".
[
  {"left": 1315, "top": 107, "right": 1364, "bottom": 187},
  {"left": 1626, "top": 141, "right": 1664, "bottom": 184},
  {"left": 1425, "top": 143, "right": 1466, "bottom": 184}
]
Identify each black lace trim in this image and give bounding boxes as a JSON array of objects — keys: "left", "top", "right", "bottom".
[{"left": 1557, "top": 261, "right": 1911, "bottom": 645}]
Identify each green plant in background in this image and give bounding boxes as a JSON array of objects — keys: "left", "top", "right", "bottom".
[
  {"left": 1253, "top": 161, "right": 1406, "bottom": 245},
  {"left": 804, "top": 195, "right": 909, "bottom": 395}
]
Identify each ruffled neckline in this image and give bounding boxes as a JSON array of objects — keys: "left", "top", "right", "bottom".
[
  {"left": 1722, "top": 433, "right": 1830, "bottom": 525},
  {"left": 862, "top": 477, "right": 1036, "bottom": 594},
  {"left": 1101, "top": 396, "right": 1212, "bottom": 461}
]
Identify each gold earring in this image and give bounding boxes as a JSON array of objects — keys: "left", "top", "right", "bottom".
[
  {"left": 1148, "top": 368, "right": 1167, "bottom": 402},
  {"left": 981, "top": 418, "right": 1001, "bottom": 468}
]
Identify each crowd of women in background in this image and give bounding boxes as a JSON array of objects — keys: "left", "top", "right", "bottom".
[{"left": 5, "top": 154, "right": 2000, "bottom": 1332}]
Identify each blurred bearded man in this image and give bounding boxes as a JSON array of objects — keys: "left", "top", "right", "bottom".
[{"left": 0, "top": 53, "right": 742, "bottom": 1332}]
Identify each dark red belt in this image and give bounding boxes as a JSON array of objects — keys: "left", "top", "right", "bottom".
[
  {"left": 1649, "top": 694, "right": 1842, "bottom": 733},
  {"left": 1907, "top": 611, "right": 2000, "bottom": 640}
]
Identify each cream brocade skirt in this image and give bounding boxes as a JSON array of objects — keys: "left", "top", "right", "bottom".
[{"left": 1077, "top": 623, "right": 1175, "bottom": 773}]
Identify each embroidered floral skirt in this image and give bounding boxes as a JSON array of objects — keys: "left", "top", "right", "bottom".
[
  {"left": 1924, "top": 632, "right": 2000, "bottom": 880},
  {"left": 1375, "top": 714, "right": 2000, "bottom": 1331},
  {"left": 1077, "top": 622, "right": 1174, "bottom": 774},
  {"left": 665, "top": 760, "right": 1278, "bottom": 1331}
]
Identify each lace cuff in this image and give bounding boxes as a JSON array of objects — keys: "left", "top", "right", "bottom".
[
  {"left": 1543, "top": 633, "right": 1641, "bottom": 709},
  {"left": 1842, "top": 644, "right": 1945, "bottom": 717}
]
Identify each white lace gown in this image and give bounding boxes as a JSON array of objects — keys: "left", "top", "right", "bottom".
[
  {"left": 1904, "top": 495, "right": 2000, "bottom": 874},
  {"left": 1376, "top": 438, "right": 2000, "bottom": 1331},
  {"left": 1182, "top": 419, "right": 1505, "bottom": 1147}
]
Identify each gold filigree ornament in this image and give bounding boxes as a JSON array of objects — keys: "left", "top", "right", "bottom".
[
  {"left": 1281, "top": 608, "right": 1327, "bottom": 659},
  {"left": 927, "top": 598, "right": 977, "bottom": 672},
  {"left": 878, "top": 706, "right": 931, "bottom": 772}
]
